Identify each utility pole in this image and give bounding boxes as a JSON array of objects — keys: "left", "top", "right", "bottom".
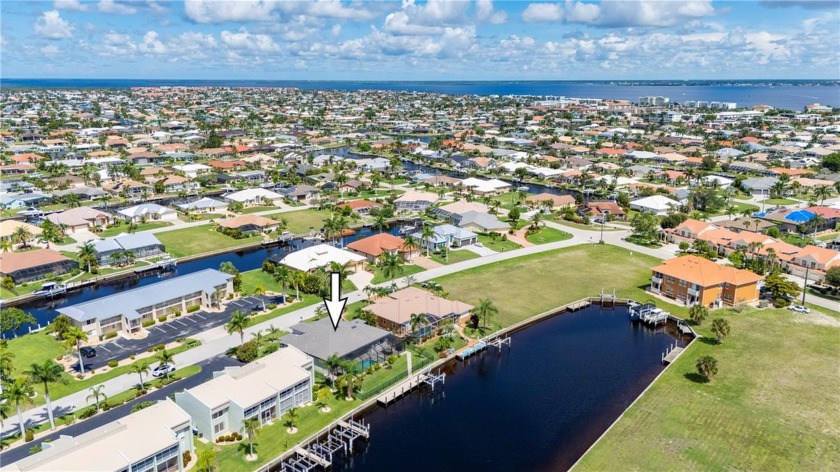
[
  {"left": 599, "top": 218, "right": 605, "bottom": 244},
  {"left": 801, "top": 266, "right": 809, "bottom": 306}
]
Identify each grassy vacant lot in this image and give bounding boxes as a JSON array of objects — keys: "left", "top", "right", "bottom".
[
  {"left": 434, "top": 244, "right": 683, "bottom": 328},
  {"left": 270, "top": 208, "right": 330, "bottom": 235},
  {"left": 761, "top": 197, "right": 800, "bottom": 206},
  {"left": 99, "top": 221, "right": 171, "bottom": 238},
  {"left": 576, "top": 306, "right": 840, "bottom": 471},
  {"left": 477, "top": 234, "right": 522, "bottom": 252},
  {"left": 370, "top": 264, "right": 426, "bottom": 284},
  {"left": 156, "top": 226, "right": 263, "bottom": 258},
  {"left": 430, "top": 249, "right": 480, "bottom": 265},
  {"left": 525, "top": 227, "right": 572, "bottom": 245},
  {"left": 240, "top": 205, "right": 279, "bottom": 214}
]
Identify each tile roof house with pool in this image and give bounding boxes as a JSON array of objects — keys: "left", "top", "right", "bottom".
[
  {"left": 0, "top": 249, "right": 77, "bottom": 284},
  {"left": 57, "top": 269, "right": 233, "bottom": 336},
  {"left": 368, "top": 287, "right": 474, "bottom": 337}
]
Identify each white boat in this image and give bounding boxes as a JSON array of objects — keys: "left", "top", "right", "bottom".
[{"left": 33, "top": 282, "right": 67, "bottom": 298}]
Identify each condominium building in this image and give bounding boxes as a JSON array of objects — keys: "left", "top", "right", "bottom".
[
  {"left": 175, "top": 347, "right": 314, "bottom": 440},
  {"left": 57, "top": 269, "right": 233, "bottom": 336},
  {"left": 651, "top": 255, "right": 762, "bottom": 308},
  {"left": 6, "top": 399, "right": 193, "bottom": 472}
]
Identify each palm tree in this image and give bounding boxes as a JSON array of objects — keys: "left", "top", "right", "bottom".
[
  {"left": 253, "top": 284, "right": 267, "bottom": 311},
  {"left": 156, "top": 349, "right": 175, "bottom": 379},
  {"left": 196, "top": 448, "right": 218, "bottom": 472},
  {"left": 814, "top": 186, "right": 831, "bottom": 206},
  {"left": 242, "top": 417, "right": 261, "bottom": 457},
  {"left": 283, "top": 407, "right": 299, "bottom": 434},
  {"left": 12, "top": 226, "right": 32, "bottom": 249},
  {"left": 421, "top": 224, "right": 435, "bottom": 257},
  {"left": 473, "top": 298, "right": 499, "bottom": 330},
  {"left": 62, "top": 326, "right": 88, "bottom": 375},
  {"left": 0, "top": 346, "right": 14, "bottom": 385},
  {"left": 402, "top": 235, "right": 420, "bottom": 262},
  {"left": 86, "top": 384, "right": 108, "bottom": 411},
  {"left": 225, "top": 310, "right": 250, "bottom": 345},
  {"left": 409, "top": 312, "right": 426, "bottom": 339},
  {"left": 290, "top": 270, "right": 305, "bottom": 301},
  {"left": 696, "top": 355, "right": 719, "bottom": 382},
  {"left": 335, "top": 362, "right": 363, "bottom": 400},
  {"left": 0, "top": 239, "right": 12, "bottom": 252},
  {"left": 379, "top": 252, "right": 405, "bottom": 287},
  {"left": 130, "top": 362, "right": 151, "bottom": 391},
  {"left": 711, "top": 318, "right": 731, "bottom": 343},
  {"left": 2, "top": 377, "right": 34, "bottom": 437},
  {"left": 403, "top": 274, "right": 417, "bottom": 288},
  {"left": 77, "top": 242, "right": 98, "bottom": 273},
  {"left": 689, "top": 304, "right": 708, "bottom": 326},
  {"left": 272, "top": 266, "right": 291, "bottom": 303},
  {"left": 530, "top": 211, "right": 543, "bottom": 229},
  {"left": 373, "top": 213, "right": 388, "bottom": 233},
  {"left": 325, "top": 354, "right": 343, "bottom": 380},
  {"left": 329, "top": 261, "right": 352, "bottom": 289},
  {"left": 25, "top": 360, "right": 67, "bottom": 430}
]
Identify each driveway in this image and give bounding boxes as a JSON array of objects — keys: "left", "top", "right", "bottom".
[{"left": 462, "top": 243, "right": 497, "bottom": 257}]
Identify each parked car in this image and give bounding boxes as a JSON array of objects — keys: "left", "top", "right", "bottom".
[
  {"left": 787, "top": 305, "right": 811, "bottom": 314},
  {"left": 79, "top": 346, "right": 97, "bottom": 358},
  {"left": 151, "top": 364, "right": 176, "bottom": 378}
]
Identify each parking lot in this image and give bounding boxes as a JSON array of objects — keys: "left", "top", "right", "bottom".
[{"left": 76, "top": 295, "right": 278, "bottom": 371}]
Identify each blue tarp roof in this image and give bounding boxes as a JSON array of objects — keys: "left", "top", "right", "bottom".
[{"left": 784, "top": 210, "right": 816, "bottom": 223}]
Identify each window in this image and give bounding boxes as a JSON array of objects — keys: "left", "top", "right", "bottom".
[
  {"left": 244, "top": 405, "right": 260, "bottom": 419},
  {"left": 211, "top": 408, "right": 227, "bottom": 420},
  {"left": 214, "top": 422, "right": 226, "bottom": 434}
]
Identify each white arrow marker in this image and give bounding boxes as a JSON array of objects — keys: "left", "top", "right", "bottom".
[{"left": 323, "top": 272, "right": 347, "bottom": 331}]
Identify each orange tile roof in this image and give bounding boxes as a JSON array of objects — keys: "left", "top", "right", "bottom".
[
  {"left": 337, "top": 199, "right": 381, "bottom": 211},
  {"left": 652, "top": 255, "right": 763, "bottom": 287},
  {"left": 347, "top": 233, "right": 407, "bottom": 257},
  {"left": 0, "top": 249, "right": 75, "bottom": 274},
  {"left": 672, "top": 218, "right": 716, "bottom": 236}
]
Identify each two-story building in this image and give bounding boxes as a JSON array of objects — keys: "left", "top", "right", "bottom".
[{"left": 650, "top": 255, "right": 762, "bottom": 308}]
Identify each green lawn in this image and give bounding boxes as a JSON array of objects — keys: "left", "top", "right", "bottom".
[
  {"left": 156, "top": 226, "right": 263, "bottom": 258},
  {"left": 369, "top": 264, "right": 426, "bottom": 284},
  {"left": 760, "top": 197, "right": 800, "bottom": 206},
  {"left": 99, "top": 221, "right": 172, "bottom": 238},
  {"left": 726, "top": 201, "right": 760, "bottom": 215},
  {"left": 185, "top": 213, "right": 225, "bottom": 221},
  {"left": 550, "top": 218, "right": 621, "bottom": 232},
  {"left": 525, "top": 227, "right": 572, "bottom": 245},
  {"left": 780, "top": 232, "right": 817, "bottom": 248},
  {"left": 429, "top": 249, "right": 480, "bottom": 265},
  {"left": 816, "top": 231, "right": 839, "bottom": 242},
  {"left": 240, "top": 269, "right": 280, "bottom": 296},
  {"left": 577, "top": 306, "right": 840, "bottom": 471},
  {"left": 476, "top": 234, "right": 522, "bottom": 252},
  {"left": 248, "top": 294, "right": 322, "bottom": 326},
  {"left": 240, "top": 205, "right": 279, "bottom": 214},
  {"left": 269, "top": 209, "right": 331, "bottom": 235},
  {"left": 434, "top": 245, "right": 688, "bottom": 330}
]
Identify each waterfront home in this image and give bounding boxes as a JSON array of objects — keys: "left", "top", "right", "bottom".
[
  {"left": 629, "top": 195, "right": 680, "bottom": 215},
  {"left": 278, "top": 184, "right": 320, "bottom": 203},
  {"left": 4, "top": 399, "right": 193, "bottom": 472},
  {"left": 175, "top": 347, "right": 313, "bottom": 440},
  {"left": 460, "top": 177, "right": 511, "bottom": 195},
  {"left": 53, "top": 186, "right": 109, "bottom": 201},
  {"left": 336, "top": 199, "right": 382, "bottom": 216},
  {"left": 118, "top": 203, "right": 178, "bottom": 222},
  {"left": 277, "top": 243, "right": 365, "bottom": 273},
  {"left": 281, "top": 318, "right": 397, "bottom": 371},
  {"left": 91, "top": 233, "right": 166, "bottom": 265},
  {"left": 455, "top": 211, "right": 510, "bottom": 233},
  {"left": 524, "top": 193, "right": 576, "bottom": 210},
  {"left": 650, "top": 255, "right": 762, "bottom": 308},
  {"left": 217, "top": 214, "right": 279, "bottom": 234},
  {"left": 432, "top": 200, "right": 489, "bottom": 223},
  {"left": 223, "top": 188, "right": 284, "bottom": 207},
  {"left": 0, "top": 249, "right": 78, "bottom": 284},
  {"left": 57, "top": 269, "right": 233, "bottom": 336},
  {"left": 177, "top": 197, "right": 228, "bottom": 213},
  {"left": 172, "top": 163, "right": 212, "bottom": 178},
  {"left": 412, "top": 224, "right": 478, "bottom": 252},
  {"left": 0, "top": 192, "right": 50, "bottom": 209},
  {"left": 347, "top": 233, "right": 419, "bottom": 263},
  {"left": 46, "top": 207, "right": 113, "bottom": 233},
  {"left": 581, "top": 201, "right": 626, "bottom": 222},
  {"left": 394, "top": 190, "right": 439, "bottom": 212},
  {"left": 104, "top": 179, "right": 152, "bottom": 196},
  {"left": 368, "top": 287, "right": 474, "bottom": 337},
  {"left": 0, "top": 220, "right": 42, "bottom": 243},
  {"left": 741, "top": 176, "right": 778, "bottom": 196}
]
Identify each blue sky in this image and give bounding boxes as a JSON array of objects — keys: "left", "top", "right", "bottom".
[{"left": 1, "top": 1, "right": 838, "bottom": 80}]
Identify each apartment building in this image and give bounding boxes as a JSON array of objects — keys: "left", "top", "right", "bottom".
[
  {"left": 175, "top": 347, "right": 314, "bottom": 440},
  {"left": 651, "top": 255, "right": 762, "bottom": 308}
]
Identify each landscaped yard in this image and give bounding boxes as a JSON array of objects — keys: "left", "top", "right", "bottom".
[
  {"left": 476, "top": 234, "right": 522, "bottom": 252},
  {"left": 760, "top": 197, "right": 800, "bottom": 206},
  {"left": 370, "top": 264, "right": 426, "bottom": 284},
  {"left": 430, "top": 248, "right": 480, "bottom": 265},
  {"left": 577, "top": 306, "right": 840, "bottom": 471},
  {"left": 240, "top": 205, "right": 280, "bottom": 214},
  {"left": 156, "top": 226, "right": 263, "bottom": 258},
  {"left": 525, "top": 227, "right": 572, "bottom": 245},
  {"left": 99, "top": 221, "right": 172, "bottom": 237},
  {"left": 269, "top": 208, "right": 331, "bottom": 235}
]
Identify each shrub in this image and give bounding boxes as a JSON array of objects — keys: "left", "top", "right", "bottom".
[
  {"left": 182, "top": 451, "right": 192, "bottom": 466},
  {"left": 107, "top": 360, "right": 118, "bottom": 368},
  {"left": 235, "top": 340, "right": 260, "bottom": 363},
  {"left": 155, "top": 343, "right": 165, "bottom": 351},
  {"left": 29, "top": 444, "right": 42, "bottom": 454},
  {"left": 105, "top": 332, "right": 118, "bottom": 339},
  {"left": 142, "top": 320, "right": 156, "bottom": 328},
  {"left": 234, "top": 433, "right": 243, "bottom": 441},
  {"left": 187, "top": 305, "right": 201, "bottom": 313},
  {"left": 55, "top": 355, "right": 63, "bottom": 361},
  {"left": 129, "top": 354, "right": 136, "bottom": 360},
  {"left": 78, "top": 408, "right": 97, "bottom": 419},
  {"left": 25, "top": 429, "right": 34, "bottom": 442},
  {"left": 131, "top": 401, "right": 155, "bottom": 413},
  {"left": 62, "top": 415, "right": 76, "bottom": 426},
  {"left": 267, "top": 303, "right": 277, "bottom": 310},
  {"left": 174, "top": 311, "right": 182, "bottom": 317},
  {"left": 102, "top": 403, "right": 111, "bottom": 411},
  {"left": 157, "top": 316, "right": 167, "bottom": 323},
  {"left": 262, "top": 343, "right": 279, "bottom": 355},
  {"left": 175, "top": 337, "right": 186, "bottom": 343}
]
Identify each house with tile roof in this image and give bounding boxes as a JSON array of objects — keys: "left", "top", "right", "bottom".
[
  {"left": 347, "top": 233, "right": 419, "bottom": 263},
  {"left": 651, "top": 255, "right": 762, "bottom": 308}
]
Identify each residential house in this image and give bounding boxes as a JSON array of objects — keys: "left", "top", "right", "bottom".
[
  {"left": 394, "top": 190, "right": 438, "bottom": 212},
  {"left": 0, "top": 220, "right": 42, "bottom": 243},
  {"left": 281, "top": 318, "right": 397, "bottom": 371},
  {"left": 91, "top": 233, "right": 166, "bottom": 265},
  {"left": 582, "top": 201, "right": 626, "bottom": 222},
  {"left": 412, "top": 224, "right": 478, "bottom": 252},
  {"left": 224, "top": 188, "right": 284, "bottom": 207},
  {"left": 118, "top": 203, "right": 178, "bottom": 222},
  {"left": 650, "top": 255, "right": 762, "bottom": 308},
  {"left": 278, "top": 184, "right": 320, "bottom": 204},
  {"left": 177, "top": 197, "right": 228, "bottom": 213},
  {"left": 46, "top": 207, "right": 113, "bottom": 233},
  {"left": 524, "top": 193, "right": 576, "bottom": 210},
  {"left": 629, "top": 195, "right": 680, "bottom": 215},
  {"left": 367, "top": 287, "right": 474, "bottom": 337},
  {"left": 0, "top": 249, "right": 78, "bottom": 284},
  {"left": 276, "top": 244, "right": 365, "bottom": 273},
  {"left": 217, "top": 215, "right": 279, "bottom": 234},
  {"left": 336, "top": 199, "right": 382, "bottom": 216},
  {"left": 347, "top": 233, "right": 420, "bottom": 263}
]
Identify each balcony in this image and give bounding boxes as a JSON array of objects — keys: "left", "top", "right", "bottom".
[
  {"left": 651, "top": 276, "right": 662, "bottom": 284},
  {"left": 687, "top": 287, "right": 700, "bottom": 296}
]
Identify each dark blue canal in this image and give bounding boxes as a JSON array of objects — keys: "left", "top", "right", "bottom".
[{"left": 335, "top": 305, "right": 682, "bottom": 472}]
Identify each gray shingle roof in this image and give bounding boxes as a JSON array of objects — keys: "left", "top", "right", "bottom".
[{"left": 280, "top": 318, "right": 391, "bottom": 360}]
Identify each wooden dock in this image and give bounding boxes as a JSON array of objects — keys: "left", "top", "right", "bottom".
[
  {"left": 376, "top": 374, "right": 427, "bottom": 405},
  {"left": 293, "top": 448, "right": 331, "bottom": 468},
  {"left": 663, "top": 346, "right": 685, "bottom": 364}
]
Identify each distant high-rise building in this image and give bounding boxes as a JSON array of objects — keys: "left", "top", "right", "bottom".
[{"left": 638, "top": 96, "right": 670, "bottom": 106}]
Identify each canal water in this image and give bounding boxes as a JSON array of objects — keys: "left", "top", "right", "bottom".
[
  {"left": 9, "top": 224, "right": 412, "bottom": 334},
  {"left": 332, "top": 305, "right": 684, "bottom": 472}
]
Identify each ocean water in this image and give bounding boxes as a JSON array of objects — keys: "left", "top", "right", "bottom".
[{"left": 1, "top": 79, "right": 838, "bottom": 110}]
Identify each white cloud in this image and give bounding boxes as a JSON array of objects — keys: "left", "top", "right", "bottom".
[
  {"left": 35, "top": 10, "right": 75, "bottom": 39},
  {"left": 100, "top": 31, "right": 137, "bottom": 56},
  {"left": 41, "top": 44, "right": 62, "bottom": 55},
  {"left": 185, "top": 0, "right": 280, "bottom": 23},
  {"left": 98, "top": 0, "right": 137, "bottom": 15},
  {"left": 221, "top": 28, "right": 281, "bottom": 52},
  {"left": 302, "top": 0, "right": 380, "bottom": 21},
  {"left": 146, "top": 1, "right": 167, "bottom": 15},
  {"left": 522, "top": 3, "right": 563, "bottom": 23},
  {"left": 139, "top": 31, "right": 168, "bottom": 54},
  {"left": 476, "top": 0, "right": 507, "bottom": 24},
  {"left": 53, "top": 0, "right": 89, "bottom": 11},
  {"left": 522, "top": 1, "right": 715, "bottom": 27},
  {"left": 401, "top": 0, "right": 470, "bottom": 26}
]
